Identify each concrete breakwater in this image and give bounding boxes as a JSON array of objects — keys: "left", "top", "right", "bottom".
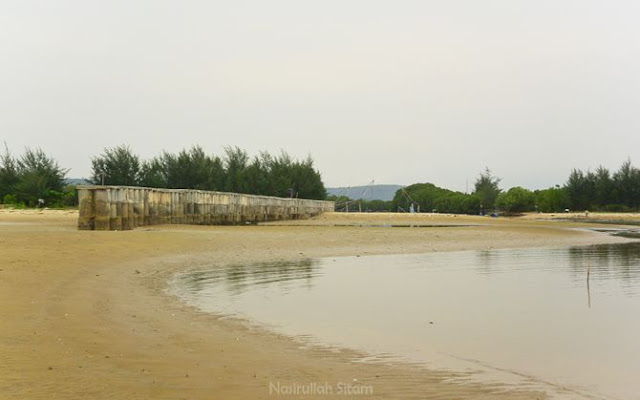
[{"left": 77, "top": 185, "right": 335, "bottom": 231}]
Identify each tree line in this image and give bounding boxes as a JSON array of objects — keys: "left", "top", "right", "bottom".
[
  {"left": 333, "top": 160, "right": 640, "bottom": 214},
  {"left": 2, "top": 142, "right": 639, "bottom": 214},
  {"left": 0, "top": 144, "right": 327, "bottom": 207},
  {"left": 564, "top": 160, "right": 640, "bottom": 212},
  {"left": 90, "top": 145, "right": 326, "bottom": 200},
  {"left": 330, "top": 168, "right": 500, "bottom": 214},
  {"left": 497, "top": 159, "right": 640, "bottom": 213},
  {"left": 0, "top": 146, "right": 74, "bottom": 207}
]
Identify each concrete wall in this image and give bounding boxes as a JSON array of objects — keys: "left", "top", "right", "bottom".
[{"left": 77, "top": 185, "right": 335, "bottom": 231}]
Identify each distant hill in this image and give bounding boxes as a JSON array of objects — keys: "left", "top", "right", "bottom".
[
  {"left": 65, "top": 178, "right": 90, "bottom": 186},
  {"left": 326, "top": 184, "right": 404, "bottom": 201}
]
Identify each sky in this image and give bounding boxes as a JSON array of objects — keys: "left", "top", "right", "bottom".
[{"left": 1, "top": 0, "right": 639, "bottom": 191}]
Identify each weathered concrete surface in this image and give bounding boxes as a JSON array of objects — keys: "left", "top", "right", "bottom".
[{"left": 77, "top": 185, "right": 335, "bottom": 231}]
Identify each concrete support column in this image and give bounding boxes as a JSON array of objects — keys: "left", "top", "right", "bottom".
[
  {"left": 143, "top": 190, "right": 150, "bottom": 225},
  {"left": 77, "top": 188, "right": 95, "bottom": 230},
  {"left": 135, "top": 189, "right": 144, "bottom": 227},
  {"left": 121, "top": 188, "right": 131, "bottom": 230},
  {"left": 108, "top": 189, "right": 122, "bottom": 230},
  {"left": 94, "top": 189, "right": 111, "bottom": 230}
]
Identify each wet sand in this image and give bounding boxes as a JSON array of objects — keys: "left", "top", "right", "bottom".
[{"left": 0, "top": 209, "right": 633, "bottom": 399}]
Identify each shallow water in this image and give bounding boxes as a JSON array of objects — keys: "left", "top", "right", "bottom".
[{"left": 170, "top": 243, "right": 640, "bottom": 400}]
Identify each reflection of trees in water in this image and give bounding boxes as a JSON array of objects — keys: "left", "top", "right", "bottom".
[
  {"left": 178, "top": 259, "right": 320, "bottom": 295},
  {"left": 475, "top": 250, "right": 498, "bottom": 275},
  {"left": 471, "top": 242, "right": 640, "bottom": 289},
  {"left": 568, "top": 243, "right": 640, "bottom": 286},
  {"left": 473, "top": 248, "right": 544, "bottom": 274}
]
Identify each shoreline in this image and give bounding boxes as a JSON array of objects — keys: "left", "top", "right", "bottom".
[{"left": 1, "top": 210, "right": 634, "bottom": 399}]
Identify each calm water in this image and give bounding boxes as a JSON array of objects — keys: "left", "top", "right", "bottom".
[{"left": 169, "top": 243, "right": 640, "bottom": 400}]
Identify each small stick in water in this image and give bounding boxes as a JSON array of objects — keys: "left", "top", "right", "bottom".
[{"left": 586, "top": 261, "right": 591, "bottom": 309}]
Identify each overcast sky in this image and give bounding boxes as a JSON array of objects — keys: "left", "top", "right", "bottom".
[{"left": 1, "top": 1, "right": 639, "bottom": 191}]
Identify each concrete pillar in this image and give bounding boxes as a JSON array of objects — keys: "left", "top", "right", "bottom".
[
  {"left": 130, "top": 189, "right": 137, "bottom": 228},
  {"left": 159, "top": 191, "right": 165, "bottom": 224},
  {"left": 196, "top": 192, "right": 205, "bottom": 224},
  {"left": 77, "top": 188, "right": 95, "bottom": 230},
  {"left": 121, "top": 188, "right": 131, "bottom": 230},
  {"left": 169, "top": 191, "right": 176, "bottom": 224},
  {"left": 178, "top": 191, "right": 185, "bottom": 224},
  {"left": 148, "top": 190, "right": 157, "bottom": 225},
  {"left": 135, "top": 189, "right": 145, "bottom": 227},
  {"left": 162, "top": 190, "right": 169, "bottom": 224},
  {"left": 94, "top": 188, "right": 111, "bottom": 231},
  {"left": 210, "top": 193, "right": 219, "bottom": 224},
  {"left": 203, "top": 193, "right": 211, "bottom": 225},
  {"left": 162, "top": 191, "right": 170, "bottom": 225},
  {"left": 143, "top": 189, "right": 150, "bottom": 225},
  {"left": 109, "top": 189, "right": 122, "bottom": 230},
  {"left": 182, "top": 191, "right": 189, "bottom": 224},
  {"left": 127, "top": 188, "right": 135, "bottom": 229}
]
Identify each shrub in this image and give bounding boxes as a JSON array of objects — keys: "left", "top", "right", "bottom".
[{"left": 2, "top": 193, "right": 17, "bottom": 205}]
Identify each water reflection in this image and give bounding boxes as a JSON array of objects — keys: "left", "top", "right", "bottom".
[
  {"left": 170, "top": 242, "right": 640, "bottom": 400},
  {"left": 178, "top": 258, "right": 320, "bottom": 296},
  {"left": 470, "top": 243, "right": 640, "bottom": 296},
  {"left": 569, "top": 243, "right": 640, "bottom": 288},
  {"left": 180, "top": 244, "right": 640, "bottom": 299}
]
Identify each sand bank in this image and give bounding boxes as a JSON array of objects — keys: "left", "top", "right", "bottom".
[{"left": 0, "top": 210, "right": 633, "bottom": 399}]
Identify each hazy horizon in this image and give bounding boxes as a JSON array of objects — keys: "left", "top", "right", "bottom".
[{"left": 2, "top": 1, "right": 639, "bottom": 192}]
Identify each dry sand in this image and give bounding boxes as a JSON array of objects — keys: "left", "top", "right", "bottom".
[{"left": 0, "top": 209, "right": 634, "bottom": 399}]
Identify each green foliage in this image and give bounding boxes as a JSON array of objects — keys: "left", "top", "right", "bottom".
[
  {"left": 601, "top": 204, "right": 631, "bottom": 212},
  {"left": 495, "top": 187, "right": 535, "bottom": 213},
  {"left": 89, "top": 145, "right": 327, "bottom": 200},
  {"left": 0, "top": 145, "right": 67, "bottom": 207},
  {"left": 333, "top": 160, "right": 640, "bottom": 214},
  {"left": 565, "top": 169, "right": 591, "bottom": 210},
  {"left": 2, "top": 193, "right": 18, "bottom": 205},
  {"left": 330, "top": 195, "right": 393, "bottom": 212},
  {"left": 593, "top": 166, "right": 614, "bottom": 206},
  {"left": 287, "top": 156, "right": 326, "bottom": 200},
  {"left": 50, "top": 185, "right": 79, "bottom": 208},
  {"left": 14, "top": 148, "right": 68, "bottom": 207},
  {"left": 392, "top": 183, "right": 480, "bottom": 214},
  {"left": 90, "top": 145, "right": 140, "bottom": 186},
  {"left": 564, "top": 160, "right": 640, "bottom": 211},
  {"left": 361, "top": 199, "right": 394, "bottom": 212},
  {"left": 243, "top": 153, "right": 272, "bottom": 196},
  {"left": 474, "top": 167, "right": 502, "bottom": 211},
  {"left": 0, "top": 143, "right": 19, "bottom": 200},
  {"left": 534, "top": 187, "right": 569, "bottom": 213},
  {"left": 1, "top": 193, "right": 26, "bottom": 208},
  {"left": 159, "top": 146, "right": 225, "bottom": 190},
  {"left": 223, "top": 146, "right": 250, "bottom": 193},
  {"left": 327, "top": 194, "right": 349, "bottom": 202},
  {"left": 7, "top": 143, "right": 640, "bottom": 213},
  {"left": 138, "top": 159, "right": 168, "bottom": 188},
  {"left": 612, "top": 159, "right": 640, "bottom": 209}
]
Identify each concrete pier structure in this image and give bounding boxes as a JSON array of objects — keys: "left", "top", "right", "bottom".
[{"left": 77, "top": 185, "right": 335, "bottom": 231}]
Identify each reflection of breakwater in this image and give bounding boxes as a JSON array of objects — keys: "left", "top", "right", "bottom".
[
  {"left": 177, "top": 243, "right": 640, "bottom": 301},
  {"left": 176, "top": 259, "right": 320, "bottom": 296}
]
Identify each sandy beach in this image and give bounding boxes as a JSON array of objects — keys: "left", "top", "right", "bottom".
[{"left": 0, "top": 209, "right": 635, "bottom": 400}]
